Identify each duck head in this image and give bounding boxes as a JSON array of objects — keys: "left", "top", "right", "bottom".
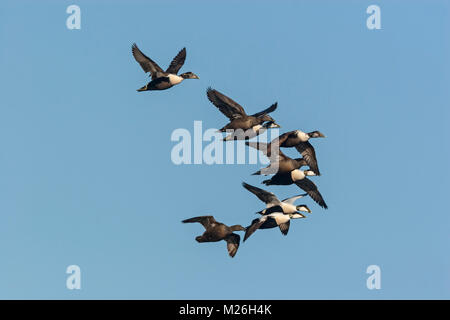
[
  {"left": 296, "top": 205, "right": 312, "bottom": 213},
  {"left": 180, "top": 72, "right": 199, "bottom": 79},
  {"left": 258, "top": 114, "right": 276, "bottom": 123},
  {"left": 308, "top": 130, "right": 326, "bottom": 138},
  {"left": 263, "top": 121, "right": 281, "bottom": 129},
  {"left": 230, "top": 225, "right": 246, "bottom": 232},
  {"left": 290, "top": 212, "right": 306, "bottom": 219}
]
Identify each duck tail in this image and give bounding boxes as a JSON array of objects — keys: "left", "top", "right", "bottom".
[
  {"left": 136, "top": 85, "right": 148, "bottom": 92},
  {"left": 251, "top": 170, "right": 262, "bottom": 175},
  {"left": 262, "top": 179, "right": 272, "bottom": 186}
]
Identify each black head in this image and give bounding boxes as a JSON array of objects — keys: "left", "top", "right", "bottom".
[
  {"left": 258, "top": 114, "right": 275, "bottom": 123},
  {"left": 263, "top": 121, "right": 281, "bottom": 129}
]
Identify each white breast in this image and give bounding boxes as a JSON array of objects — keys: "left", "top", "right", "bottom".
[
  {"left": 271, "top": 213, "right": 290, "bottom": 224},
  {"left": 280, "top": 202, "right": 296, "bottom": 214},
  {"left": 291, "top": 169, "right": 305, "bottom": 181},
  {"left": 252, "top": 124, "right": 262, "bottom": 132},
  {"left": 167, "top": 74, "right": 184, "bottom": 85},
  {"left": 296, "top": 130, "right": 310, "bottom": 142}
]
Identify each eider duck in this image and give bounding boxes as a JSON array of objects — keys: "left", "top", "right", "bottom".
[
  {"left": 242, "top": 182, "right": 311, "bottom": 216},
  {"left": 277, "top": 130, "right": 325, "bottom": 175},
  {"left": 182, "top": 215, "right": 245, "bottom": 258},
  {"left": 262, "top": 169, "right": 328, "bottom": 209},
  {"left": 132, "top": 43, "right": 199, "bottom": 91},
  {"left": 244, "top": 211, "right": 306, "bottom": 241},
  {"left": 206, "top": 88, "right": 280, "bottom": 134},
  {"left": 246, "top": 141, "right": 308, "bottom": 175},
  {"left": 223, "top": 121, "right": 280, "bottom": 141}
]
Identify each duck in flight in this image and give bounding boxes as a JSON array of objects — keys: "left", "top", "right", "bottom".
[
  {"left": 132, "top": 43, "right": 199, "bottom": 92},
  {"left": 242, "top": 182, "right": 310, "bottom": 241},
  {"left": 246, "top": 140, "right": 308, "bottom": 176},
  {"left": 223, "top": 121, "right": 280, "bottom": 141},
  {"left": 206, "top": 88, "right": 280, "bottom": 135},
  {"left": 244, "top": 211, "right": 306, "bottom": 242},
  {"left": 262, "top": 169, "right": 328, "bottom": 209},
  {"left": 242, "top": 182, "right": 311, "bottom": 216},
  {"left": 277, "top": 130, "right": 325, "bottom": 175},
  {"left": 182, "top": 216, "right": 246, "bottom": 258}
]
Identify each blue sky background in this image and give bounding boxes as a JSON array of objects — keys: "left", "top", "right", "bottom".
[{"left": 0, "top": 0, "right": 449, "bottom": 299}]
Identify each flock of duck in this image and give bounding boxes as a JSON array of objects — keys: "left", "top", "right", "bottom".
[{"left": 132, "top": 44, "right": 328, "bottom": 258}]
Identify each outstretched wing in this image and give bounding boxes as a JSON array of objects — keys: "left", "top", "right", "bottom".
[
  {"left": 182, "top": 215, "right": 217, "bottom": 229},
  {"left": 243, "top": 217, "right": 267, "bottom": 242},
  {"left": 295, "top": 142, "right": 320, "bottom": 176},
  {"left": 131, "top": 43, "right": 165, "bottom": 79},
  {"left": 246, "top": 141, "right": 287, "bottom": 163},
  {"left": 278, "top": 220, "right": 290, "bottom": 236},
  {"left": 206, "top": 88, "right": 247, "bottom": 120},
  {"left": 294, "top": 178, "right": 328, "bottom": 209},
  {"left": 166, "top": 47, "right": 186, "bottom": 74},
  {"left": 281, "top": 194, "right": 308, "bottom": 205},
  {"left": 225, "top": 233, "right": 241, "bottom": 258},
  {"left": 242, "top": 182, "right": 280, "bottom": 206},
  {"left": 250, "top": 102, "right": 277, "bottom": 118}
]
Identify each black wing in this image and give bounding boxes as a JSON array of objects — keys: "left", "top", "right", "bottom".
[
  {"left": 278, "top": 220, "right": 290, "bottom": 236},
  {"left": 242, "top": 182, "right": 280, "bottom": 206},
  {"left": 250, "top": 102, "right": 277, "bottom": 118},
  {"left": 182, "top": 215, "right": 217, "bottom": 229},
  {"left": 131, "top": 43, "right": 164, "bottom": 79},
  {"left": 294, "top": 178, "right": 328, "bottom": 209},
  {"left": 295, "top": 141, "right": 321, "bottom": 176},
  {"left": 225, "top": 233, "right": 241, "bottom": 258},
  {"left": 246, "top": 141, "right": 287, "bottom": 163},
  {"left": 166, "top": 47, "right": 186, "bottom": 74},
  {"left": 206, "top": 88, "right": 247, "bottom": 120},
  {"left": 243, "top": 218, "right": 266, "bottom": 242}
]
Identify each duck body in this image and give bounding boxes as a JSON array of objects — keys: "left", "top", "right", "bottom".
[
  {"left": 223, "top": 122, "right": 280, "bottom": 141},
  {"left": 195, "top": 223, "right": 233, "bottom": 242},
  {"left": 139, "top": 74, "right": 183, "bottom": 91},
  {"left": 132, "top": 44, "right": 199, "bottom": 92},
  {"left": 243, "top": 182, "right": 310, "bottom": 214},
  {"left": 262, "top": 169, "right": 328, "bottom": 209},
  {"left": 207, "top": 88, "right": 280, "bottom": 135},
  {"left": 244, "top": 211, "right": 306, "bottom": 241},
  {"left": 247, "top": 141, "right": 308, "bottom": 175},
  {"left": 182, "top": 215, "right": 245, "bottom": 258},
  {"left": 220, "top": 116, "right": 265, "bottom": 132},
  {"left": 241, "top": 182, "right": 310, "bottom": 241},
  {"left": 277, "top": 130, "right": 325, "bottom": 175}
]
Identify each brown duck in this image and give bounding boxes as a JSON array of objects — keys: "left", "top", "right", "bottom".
[
  {"left": 206, "top": 88, "right": 280, "bottom": 134},
  {"left": 246, "top": 139, "right": 308, "bottom": 176},
  {"left": 182, "top": 216, "right": 246, "bottom": 258}
]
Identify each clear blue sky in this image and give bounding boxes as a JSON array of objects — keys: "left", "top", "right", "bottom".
[{"left": 0, "top": 0, "right": 449, "bottom": 299}]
